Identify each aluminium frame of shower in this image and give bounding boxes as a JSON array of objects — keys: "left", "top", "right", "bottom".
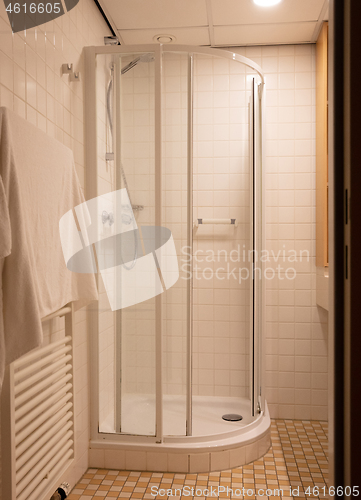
[{"left": 84, "top": 43, "right": 266, "bottom": 444}]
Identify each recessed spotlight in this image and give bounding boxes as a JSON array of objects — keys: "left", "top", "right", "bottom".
[
  {"left": 153, "top": 34, "right": 176, "bottom": 43},
  {"left": 253, "top": 0, "right": 282, "bottom": 6}
]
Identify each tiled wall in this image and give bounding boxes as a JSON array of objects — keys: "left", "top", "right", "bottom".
[
  {"left": 230, "top": 45, "right": 328, "bottom": 421},
  {"left": 0, "top": 0, "right": 110, "bottom": 488}
]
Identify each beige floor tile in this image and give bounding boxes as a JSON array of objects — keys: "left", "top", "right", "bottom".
[{"left": 71, "top": 419, "right": 328, "bottom": 499}]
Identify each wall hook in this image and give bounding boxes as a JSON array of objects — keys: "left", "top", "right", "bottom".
[
  {"left": 61, "top": 63, "right": 73, "bottom": 75},
  {"left": 70, "top": 72, "right": 80, "bottom": 82},
  {"left": 61, "top": 63, "right": 80, "bottom": 82}
]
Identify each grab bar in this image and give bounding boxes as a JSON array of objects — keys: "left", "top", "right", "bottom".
[{"left": 194, "top": 218, "right": 238, "bottom": 228}]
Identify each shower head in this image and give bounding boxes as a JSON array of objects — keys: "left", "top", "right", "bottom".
[
  {"left": 139, "top": 53, "right": 155, "bottom": 63},
  {"left": 121, "top": 53, "right": 155, "bottom": 74}
]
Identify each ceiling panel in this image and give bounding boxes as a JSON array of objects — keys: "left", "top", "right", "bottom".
[
  {"left": 106, "top": 0, "right": 208, "bottom": 30},
  {"left": 211, "top": 0, "right": 325, "bottom": 26},
  {"left": 100, "top": 0, "right": 328, "bottom": 47},
  {"left": 119, "top": 27, "right": 210, "bottom": 45},
  {"left": 214, "top": 22, "right": 317, "bottom": 46}
]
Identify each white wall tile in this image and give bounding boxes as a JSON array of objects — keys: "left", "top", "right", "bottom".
[
  {"left": 89, "top": 449, "right": 105, "bottom": 468},
  {"left": 252, "top": 44, "right": 327, "bottom": 420},
  {"left": 104, "top": 450, "right": 126, "bottom": 469},
  {"left": 146, "top": 453, "right": 168, "bottom": 472},
  {"left": 210, "top": 450, "right": 230, "bottom": 472},
  {"left": 126, "top": 451, "right": 147, "bottom": 471},
  {"left": 189, "top": 453, "right": 210, "bottom": 473},
  {"left": 168, "top": 453, "right": 189, "bottom": 473}
]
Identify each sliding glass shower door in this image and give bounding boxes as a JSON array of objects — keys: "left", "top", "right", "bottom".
[
  {"left": 115, "top": 52, "right": 157, "bottom": 436},
  {"left": 161, "top": 51, "right": 190, "bottom": 436}
]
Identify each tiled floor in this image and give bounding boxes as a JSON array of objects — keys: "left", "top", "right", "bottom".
[{"left": 69, "top": 420, "right": 328, "bottom": 500}]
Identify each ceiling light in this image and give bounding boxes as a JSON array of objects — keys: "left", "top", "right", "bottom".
[
  {"left": 253, "top": 0, "right": 282, "bottom": 6},
  {"left": 153, "top": 34, "right": 176, "bottom": 43}
]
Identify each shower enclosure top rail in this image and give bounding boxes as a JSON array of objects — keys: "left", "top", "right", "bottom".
[
  {"left": 163, "top": 45, "right": 265, "bottom": 86},
  {"left": 88, "top": 43, "right": 265, "bottom": 86}
]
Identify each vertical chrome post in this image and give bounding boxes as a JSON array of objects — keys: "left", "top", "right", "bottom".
[
  {"left": 114, "top": 55, "right": 122, "bottom": 432},
  {"left": 155, "top": 44, "right": 163, "bottom": 442},
  {"left": 186, "top": 53, "right": 194, "bottom": 436},
  {"left": 249, "top": 83, "right": 255, "bottom": 417},
  {"left": 84, "top": 47, "right": 101, "bottom": 442},
  {"left": 258, "top": 82, "right": 266, "bottom": 411}
]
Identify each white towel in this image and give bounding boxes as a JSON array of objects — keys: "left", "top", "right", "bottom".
[{"left": 0, "top": 107, "right": 98, "bottom": 388}]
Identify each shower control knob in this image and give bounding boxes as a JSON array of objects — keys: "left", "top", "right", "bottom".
[
  {"left": 102, "top": 210, "right": 114, "bottom": 226},
  {"left": 121, "top": 213, "right": 132, "bottom": 225}
]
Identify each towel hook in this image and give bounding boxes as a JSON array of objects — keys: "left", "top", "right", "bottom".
[
  {"left": 70, "top": 72, "right": 81, "bottom": 82},
  {"left": 61, "top": 63, "right": 73, "bottom": 75},
  {"left": 61, "top": 63, "right": 80, "bottom": 82}
]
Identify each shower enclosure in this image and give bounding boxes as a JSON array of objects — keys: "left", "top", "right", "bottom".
[{"left": 85, "top": 44, "right": 269, "bottom": 472}]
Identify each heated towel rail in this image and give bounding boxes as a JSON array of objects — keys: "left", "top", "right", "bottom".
[{"left": 1, "top": 304, "right": 75, "bottom": 500}]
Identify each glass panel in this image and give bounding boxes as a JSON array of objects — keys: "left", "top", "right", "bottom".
[
  {"left": 96, "top": 52, "right": 157, "bottom": 436},
  {"left": 161, "top": 51, "right": 189, "bottom": 436},
  {"left": 95, "top": 52, "right": 117, "bottom": 435},
  {"left": 117, "top": 52, "right": 156, "bottom": 436},
  {"left": 191, "top": 53, "right": 254, "bottom": 435}
]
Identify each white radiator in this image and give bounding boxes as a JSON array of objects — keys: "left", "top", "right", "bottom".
[{"left": 1, "top": 305, "right": 75, "bottom": 500}]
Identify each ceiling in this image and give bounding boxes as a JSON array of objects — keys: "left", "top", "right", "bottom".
[{"left": 99, "top": 0, "right": 329, "bottom": 47}]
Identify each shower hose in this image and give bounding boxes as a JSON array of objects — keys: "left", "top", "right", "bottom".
[{"left": 107, "top": 73, "right": 138, "bottom": 271}]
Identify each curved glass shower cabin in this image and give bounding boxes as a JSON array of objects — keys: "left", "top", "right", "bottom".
[{"left": 85, "top": 44, "right": 269, "bottom": 472}]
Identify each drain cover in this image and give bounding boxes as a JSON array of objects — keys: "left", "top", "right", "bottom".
[{"left": 222, "top": 414, "right": 243, "bottom": 422}]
